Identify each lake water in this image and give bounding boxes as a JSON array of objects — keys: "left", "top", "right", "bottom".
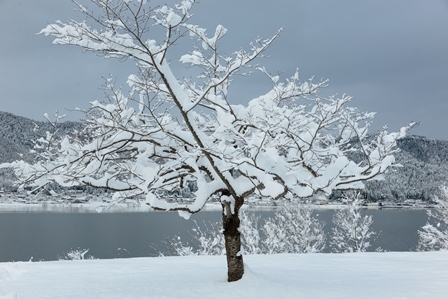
[{"left": 0, "top": 208, "right": 430, "bottom": 262}]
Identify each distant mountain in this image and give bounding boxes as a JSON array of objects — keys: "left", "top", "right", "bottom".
[
  {"left": 363, "top": 135, "right": 448, "bottom": 201},
  {"left": 0, "top": 112, "right": 82, "bottom": 191},
  {"left": 0, "top": 111, "right": 447, "bottom": 200},
  {"left": 0, "top": 111, "right": 80, "bottom": 163}
]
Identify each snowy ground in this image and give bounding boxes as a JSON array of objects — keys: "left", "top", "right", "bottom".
[{"left": 1, "top": 252, "right": 447, "bottom": 299}]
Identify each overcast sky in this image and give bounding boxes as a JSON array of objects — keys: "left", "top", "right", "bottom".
[{"left": 1, "top": 0, "right": 447, "bottom": 140}]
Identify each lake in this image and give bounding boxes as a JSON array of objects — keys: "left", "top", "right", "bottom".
[{"left": 0, "top": 208, "right": 430, "bottom": 262}]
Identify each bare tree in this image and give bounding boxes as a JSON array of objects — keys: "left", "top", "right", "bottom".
[{"left": 8, "top": 0, "right": 414, "bottom": 281}]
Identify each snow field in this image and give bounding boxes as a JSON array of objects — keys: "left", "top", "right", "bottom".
[{"left": 1, "top": 252, "right": 447, "bottom": 299}]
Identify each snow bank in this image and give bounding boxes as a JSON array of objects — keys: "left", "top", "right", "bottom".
[{"left": 1, "top": 252, "right": 447, "bottom": 298}]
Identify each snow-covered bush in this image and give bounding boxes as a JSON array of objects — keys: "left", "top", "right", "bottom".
[
  {"left": 262, "top": 204, "right": 326, "bottom": 254},
  {"left": 167, "top": 211, "right": 261, "bottom": 256},
  {"left": 239, "top": 211, "right": 263, "bottom": 255},
  {"left": 168, "top": 206, "right": 325, "bottom": 255},
  {"left": 165, "top": 220, "right": 224, "bottom": 256},
  {"left": 417, "top": 186, "right": 448, "bottom": 251},
  {"left": 59, "top": 248, "right": 94, "bottom": 260},
  {"left": 331, "top": 199, "right": 379, "bottom": 253}
]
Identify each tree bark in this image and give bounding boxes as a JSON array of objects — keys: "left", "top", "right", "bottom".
[{"left": 222, "top": 203, "right": 244, "bottom": 282}]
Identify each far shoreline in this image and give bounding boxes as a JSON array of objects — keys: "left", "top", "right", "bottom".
[{"left": 0, "top": 201, "right": 432, "bottom": 213}]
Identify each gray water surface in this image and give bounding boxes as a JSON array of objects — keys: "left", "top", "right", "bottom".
[{"left": 0, "top": 208, "right": 430, "bottom": 262}]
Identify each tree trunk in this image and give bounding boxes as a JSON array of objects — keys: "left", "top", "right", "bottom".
[{"left": 222, "top": 205, "right": 244, "bottom": 282}]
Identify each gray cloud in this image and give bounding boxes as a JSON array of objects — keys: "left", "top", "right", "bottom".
[{"left": 1, "top": 0, "right": 447, "bottom": 139}]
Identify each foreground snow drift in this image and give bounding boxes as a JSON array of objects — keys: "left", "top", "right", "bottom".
[{"left": 1, "top": 252, "right": 447, "bottom": 299}]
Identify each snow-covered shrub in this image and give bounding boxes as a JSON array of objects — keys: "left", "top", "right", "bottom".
[
  {"left": 331, "top": 200, "right": 378, "bottom": 253},
  {"left": 417, "top": 186, "right": 448, "bottom": 251},
  {"left": 165, "top": 220, "right": 225, "bottom": 256},
  {"left": 262, "top": 204, "right": 326, "bottom": 254},
  {"left": 167, "top": 211, "right": 262, "bottom": 256},
  {"left": 239, "top": 210, "right": 262, "bottom": 254},
  {"left": 59, "top": 248, "right": 94, "bottom": 260},
  {"left": 168, "top": 206, "right": 326, "bottom": 256}
]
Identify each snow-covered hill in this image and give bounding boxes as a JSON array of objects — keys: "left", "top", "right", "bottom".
[
  {"left": 0, "top": 112, "right": 82, "bottom": 191},
  {"left": 0, "top": 111, "right": 81, "bottom": 163},
  {"left": 364, "top": 135, "right": 448, "bottom": 201}
]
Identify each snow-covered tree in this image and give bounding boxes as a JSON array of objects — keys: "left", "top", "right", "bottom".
[
  {"left": 331, "top": 197, "right": 378, "bottom": 253},
  {"left": 417, "top": 186, "right": 448, "bottom": 251},
  {"left": 7, "top": 0, "right": 414, "bottom": 281},
  {"left": 262, "top": 204, "right": 326, "bottom": 254}
]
